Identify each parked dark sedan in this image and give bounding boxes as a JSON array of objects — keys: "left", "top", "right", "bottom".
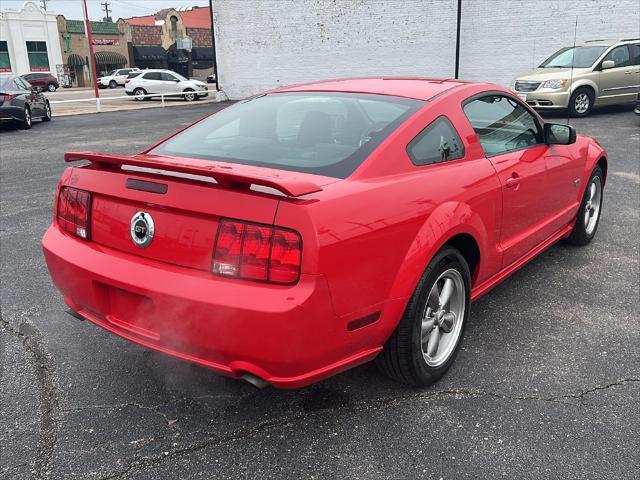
[
  {"left": 0, "top": 75, "right": 51, "bottom": 129},
  {"left": 21, "top": 72, "right": 59, "bottom": 92}
]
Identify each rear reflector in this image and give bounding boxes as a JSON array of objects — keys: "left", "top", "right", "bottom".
[
  {"left": 57, "top": 187, "right": 91, "bottom": 240},
  {"left": 213, "top": 219, "right": 301, "bottom": 284}
]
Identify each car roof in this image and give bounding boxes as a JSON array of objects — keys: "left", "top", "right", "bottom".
[
  {"left": 271, "top": 77, "right": 474, "bottom": 101},
  {"left": 582, "top": 38, "right": 639, "bottom": 46}
]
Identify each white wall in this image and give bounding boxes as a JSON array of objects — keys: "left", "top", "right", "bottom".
[
  {"left": 0, "top": 1, "right": 63, "bottom": 75},
  {"left": 214, "top": 0, "right": 640, "bottom": 99}
]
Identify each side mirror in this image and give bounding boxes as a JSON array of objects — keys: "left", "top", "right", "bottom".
[
  {"left": 601, "top": 60, "right": 615, "bottom": 70},
  {"left": 545, "top": 123, "right": 576, "bottom": 145}
]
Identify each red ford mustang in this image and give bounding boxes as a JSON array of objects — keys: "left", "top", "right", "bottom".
[{"left": 42, "top": 78, "right": 606, "bottom": 389}]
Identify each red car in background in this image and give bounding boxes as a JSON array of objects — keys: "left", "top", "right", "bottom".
[
  {"left": 21, "top": 72, "right": 59, "bottom": 92},
  {"left": 42, "top": 78, "right": 607, "bottom": 389}
]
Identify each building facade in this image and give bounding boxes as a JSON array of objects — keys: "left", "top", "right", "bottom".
[
  {"left": 125, "top": 7, "right": 214, "bottom": 80},
  {"left": 56, "top": 15, "right": 130, "bottom": 87},
  {"left": 0, "top": 1, "right": 63, "bottom": 76},
  {"left": 214, "top": 0, "right": 640, "bottom": 99}
]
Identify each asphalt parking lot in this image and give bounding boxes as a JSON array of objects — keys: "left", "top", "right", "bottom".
[{"left": 1, "top": 103, "right": 638, "bottom": 480}]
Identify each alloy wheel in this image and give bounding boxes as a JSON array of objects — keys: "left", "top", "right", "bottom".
[
  {"left": 25, "top": 108, "right": 31, "bottom": 126},
  {"left": 584, "top": 175, "right": 602, "bottom": 235},
  {"left": 420, "top": 269, "right": 466, "bottom": 367},
  {"left": 184, "top": 92, "right": 196, "bottom": 101},
  {"left": 48, "top": 84, "right": 56, "bottom": 92},
  {"left": 574, "top": 93, "right": 590, "bottom": 114}
]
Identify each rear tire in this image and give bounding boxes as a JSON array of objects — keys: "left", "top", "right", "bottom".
[
  {"left": 20, "top": 106, "right": 32, "bottom": 129},
  {"left": 569, "top": 87, "right": 594, "bottom": 117},
  {"left": 377, "top": 246, "right": 471, "bottom": 387},
  {"left": 566, "top": 166, "right": 604, "bottom": 246},
  {"left": 42, "top": 101, "right": 52, "bottom": 122},
  {"left": 133, "top": 88, "right": 147, "bottom": 101}
]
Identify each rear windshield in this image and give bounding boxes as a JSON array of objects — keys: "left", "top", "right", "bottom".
[{"left": 150, "top": 92, "right": 424, "bottom": 178}]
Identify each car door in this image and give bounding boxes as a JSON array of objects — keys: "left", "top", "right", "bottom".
[
  {"left": 15, "top": 77, "right": 45, "bottom": 116},
  {"left": 140, "top": 72, "right": 162, "bottom": 94},
  {"left": 597, "top": 44, "right": 640, "bottom": 104},
  {"left": 463, "top": 94, "right": 555, "bottom": 267},
  {"left": 161, "top": 72, "right": 182, "bottom": 96}
]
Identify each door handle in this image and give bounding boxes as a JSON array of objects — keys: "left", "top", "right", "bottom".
[{"left": 505, "top": 175, "right": 520, "bottom": 189}]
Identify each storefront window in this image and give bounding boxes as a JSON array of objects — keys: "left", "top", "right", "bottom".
[
  {"left": 26, "top": 41, "right": 50, "bottom": 71},
  {"left": 0, "top": 41, "right": 11, "bottom": 72}
]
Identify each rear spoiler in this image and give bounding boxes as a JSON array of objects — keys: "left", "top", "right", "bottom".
[{"left": 64, "top": 151, "right": 323, "bottom": 197}]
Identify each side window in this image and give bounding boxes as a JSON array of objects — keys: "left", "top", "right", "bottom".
[
  {"left": 143, "top": 72, "right": 161, "bottom": 81},
  {"left": 463, "top": 95, "right": 543, "bottom": 156},
  {"left": 15, "top": 77, "right": 29, "bottom": 90},
  {"left": 161, "top": 72, "right": 178, "bottom": 82},
  {"left": 603, "top": 45, "right": 631, "bottom": 68},
  {"left": 407, "top": 116, "right": 465, "bottom": 166},
  {"left": 628, "top": 44, "right": 640, "bottom": 66}
]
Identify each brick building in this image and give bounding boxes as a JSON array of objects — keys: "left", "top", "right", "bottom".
[
  {"left": 125, "top": 6, "right": 214, "bottom": 80},
  {"left": 57, "top": 15, "right": 129, "bottom": 87}
]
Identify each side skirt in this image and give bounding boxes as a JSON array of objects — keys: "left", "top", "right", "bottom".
[{"left": 471, "top": 223, "right": 574, "bottom": 302}]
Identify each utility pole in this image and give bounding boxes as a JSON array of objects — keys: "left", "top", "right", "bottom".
[
  {"left": 40, "top": 0, "right": 48, "bottom": 10},
  {"left": 101, "top": 1, "right": 112, "bottom": 22},
  {"left": 208, "top": 0, "right": 219, "bottom": 91},
  {"left": 82, "top": 0, "right": 101, "bottom": 111}
]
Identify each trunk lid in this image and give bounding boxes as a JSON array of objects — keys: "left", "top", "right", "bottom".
[{"left": 63, "top": 152, "right": 334, "bottom": 271}]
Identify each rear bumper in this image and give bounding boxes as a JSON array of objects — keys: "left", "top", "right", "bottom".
[
  {"left": 0, "top": 105, "right": 25, "bottom": 122},
  {"left": 42, "top": 225, "right": 381, "bottom": 388}
]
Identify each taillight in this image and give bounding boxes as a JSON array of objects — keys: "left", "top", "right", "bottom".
[
  {"left": 57, "top": 187, "right": 91, "bottom": 240},
  {"left": 0, "top": 94, "right": 15, "bottom": 102},
  {"left": 213, "top": 219, "right": 301, "bottom": 284},
  {"left": 125, "top": 79, "right": 130, "bottom": 84}
]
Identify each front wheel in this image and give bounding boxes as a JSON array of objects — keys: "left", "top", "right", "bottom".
[
  {"left": 566, "top": 166, "right": 604, "bottom": 245},
  {"left": 42, "top": 101, "right": 52, "bottom": 122},
  {"left": 377, "top": 246, "right": 471, "bottom": 386},
  {"left": 109, "top": 80, "right": 117, "bottom": 89},
  {"left": 183, "top": 89, "right": 197, "bottom": 102},
  {"left": 20, "top": 106, "right": 32, "bottom": 129},
  {"left": 47, "top": 83, "right": 57, "bottom": 92},
  {"left": 569, "top": 88, "right": 594, "bottom": 117}
]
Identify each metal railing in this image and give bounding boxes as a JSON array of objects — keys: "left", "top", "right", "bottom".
[{"left": 48, "top": 90, "right": 212, "bottom": 111}]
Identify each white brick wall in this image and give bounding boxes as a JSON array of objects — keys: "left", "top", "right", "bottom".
[{"left": 214, "top": 0, "right": 640, "bottom": 99}]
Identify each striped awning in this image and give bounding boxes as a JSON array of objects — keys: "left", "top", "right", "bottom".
[
  {"left": 67, "top": 54, "right": 85, "bottom": 66},
  {"left": 94, "top": 51, "right": 127, "bottom": 66}
]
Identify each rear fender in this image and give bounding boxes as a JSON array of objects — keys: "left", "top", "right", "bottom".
[{"left": 386, "top": 200, "right": 489, "bottom": 302}]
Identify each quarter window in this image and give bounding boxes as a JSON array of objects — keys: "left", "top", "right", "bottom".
[
  {"left": 407, "top": 116, "right": 465, "bottom": 166},
  {"left": 463, "top": 95, "right": 543, "bottom": 156},
  {"left": 26, "top": 41, "right": 49, "bottom": 71},
  {"left": 0, "top": 41, "right": 11, "bottom": 72}
]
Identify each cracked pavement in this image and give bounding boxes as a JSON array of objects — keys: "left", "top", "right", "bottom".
[{"left": 1, "top": 103, "right": 639, "bottom": 479}]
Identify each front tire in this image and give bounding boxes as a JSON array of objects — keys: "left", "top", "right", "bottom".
[
  {"left": 47, "top": 83, "right": 57, "bottom": 92},
  {"left": 42, "top": 101, "right": 52, "bottom": 122},
  {"left": 20, "top": 106, "right": 32, "bottom": 129},
  {"left": 183, "top": 89, "right": 196, "bottom": 102},
  {"left": 569, "top": 87, "right": 594, "bottom": 117},
  {"left": 377, "top": 246, "right": 471, "bottom": 386},
  {"left": 566, "top": 166, "right": 604, "bottom": 245},
  {"left": 109, "top": 80, "right": 117, "bottom": 89}
]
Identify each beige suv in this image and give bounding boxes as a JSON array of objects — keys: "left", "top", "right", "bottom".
[{"left": 512, "top": 39, "right": 640, "bottom": 117}]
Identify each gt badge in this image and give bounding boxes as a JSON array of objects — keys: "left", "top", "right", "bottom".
[{"left": 130, "top": 211, "right": 155, "bottom": 248}]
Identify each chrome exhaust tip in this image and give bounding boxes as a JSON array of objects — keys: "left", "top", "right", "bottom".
[{"left": 241, "top": 373, "right": 269, "bottom": 389}]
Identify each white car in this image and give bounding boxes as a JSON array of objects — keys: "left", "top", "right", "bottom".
[
  {"left": 124, "top": 69, "right": 208, "bottom": 102},
  {"left": 97, "top": 68, "right": 140, "bottom": 89}
]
